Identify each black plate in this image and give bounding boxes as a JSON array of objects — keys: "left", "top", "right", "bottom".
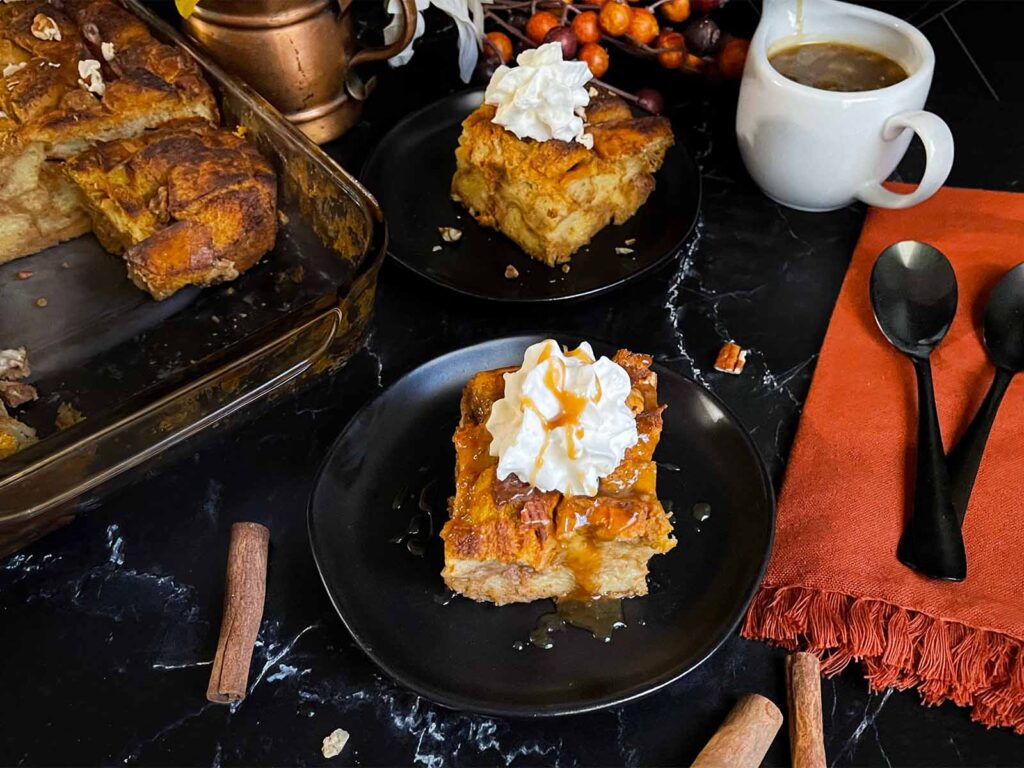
[
  {"left": 360, "top": 91, "right": 701, "bottom": 302},
  {"left": 308, "top": 335, "right": 774, "bottom": 716}
]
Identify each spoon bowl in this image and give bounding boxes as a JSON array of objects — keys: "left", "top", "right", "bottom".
[
  {"left": 871, "top": 241, "right": 959, "bottom": 358},
  {"left": 984, "top": 262, "right": 1024, "bottom": 372}
]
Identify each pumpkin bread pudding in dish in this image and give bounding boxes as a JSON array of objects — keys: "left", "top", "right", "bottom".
[
  {"left": 0, "top": 0, "right": 218, "bottom": 263},
  {"left": 441, "top": 340, "right": 676, "bottom": 605},
  {"left": 64, "top": 118, "right": 277, "bottom": 300},
  {"left": 450, "top": 43, "right": 674, "bottom": 267}
]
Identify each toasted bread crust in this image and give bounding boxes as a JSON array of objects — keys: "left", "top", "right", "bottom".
[
  {"left": 441, "top": 349, "right": 676, "bottom": 605},
  {"left": 0, "top": 0, "right": 218, "bottom": 263},
  {"left": 0, "top": 0, "right": 217, "bottom": 155},
  {"left": 450, "top": 91, "right": 674, "bottom": 266},
  {"left": 65, "top": 119, "right": 277, "bottom": 299}
]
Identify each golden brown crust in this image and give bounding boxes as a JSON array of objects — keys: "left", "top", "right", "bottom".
[
  {"left": 450, "top": 92, "right": 674, "bottom": 266},
  {"left": 441, "top": 348, "right": 676, "bottom": 605},
  {"left": 0, "top": 0, "right": 217, "bottom": 155},
  {"left": 65, "top": 119, "right": 277, "bottom": 299},
  {"left": 0, "top": 0, "right": 219, "bottom": 263}
]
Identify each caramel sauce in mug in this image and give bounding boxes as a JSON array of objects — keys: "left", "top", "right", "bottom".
[{"left": 769, "top": 41, "right": 909, "bottom": 92}]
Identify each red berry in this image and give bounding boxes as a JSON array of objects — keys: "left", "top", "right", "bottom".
[
  {"left": 526, "top": 11, "right": 561, "bottom": 45},
  {"left": 692, "top": 0, "right": 726, "bottom": 13},
  {"left": 683, "top": 16, "right": 721, "bottom": 56},
  {"left": 716, "top": 35, "right": 749, "bottom": 79},
  {"left": 544, "top": 25, "right": 579, "bottom": 60},
  {"left": 485, "top": 31, "right": 514, "bottom": 64},
  {"left": 572, "top": 10, "right": 602, "bottom": 44},
  {"left": 626, "top": 8, "right": 659, "bottom": 45},
  {"left": 660, "top": 0, "right": 690, "bottom": 23},
  {"left": 579, "top": 42, "right": 609, "bottom": 77},
  {"left": 655, "top": 30, "right": 686, "bottom": 69},
  {"left": 635, "top": 87, "right": 664, "bottom": 115},
  {"left": 599, "top": 1, "right": 632, "bottom": 37}
]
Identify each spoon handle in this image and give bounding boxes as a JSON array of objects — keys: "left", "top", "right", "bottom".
[
  {"left": 898, "top": 357, "right": 966, "bottom": 581},
  {"left": 949, "top": 367, "right": 1015, "bottom": 525}
]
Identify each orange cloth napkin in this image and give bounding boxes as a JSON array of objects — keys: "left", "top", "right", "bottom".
[{"left": 742, "top": 185, "right": 1024, "bottom": 733}]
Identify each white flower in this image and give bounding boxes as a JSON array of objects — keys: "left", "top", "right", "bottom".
[{"left": 384, "top": 0, "right": 491, "bottom": 83}]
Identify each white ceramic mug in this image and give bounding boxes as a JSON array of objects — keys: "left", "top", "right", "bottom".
[{"left": 736, "top": 0, "right": 954, "bottom": 212}]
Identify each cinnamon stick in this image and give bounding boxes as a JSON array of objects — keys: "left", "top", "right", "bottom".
[
  {"left": 787, "top": 652, "right": 827, "bottom": 768},
  {"left": 207, "top": 522, "right": 269, "bottom": 704},
  {"left": 691, "top": 694, "right": 783, "bottom": 768}
]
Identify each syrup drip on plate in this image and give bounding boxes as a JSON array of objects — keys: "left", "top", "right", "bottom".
[
  {"left": 521, "top": 598, "right": 626, "bottom": 650},
  {"left": 389, "top": 480, "right": 436, "bottom": 556},
  {"left": 433, "top": 588, "right": 456, "bottom": 606}
]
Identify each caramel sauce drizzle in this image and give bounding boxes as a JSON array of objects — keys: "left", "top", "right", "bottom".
[
  {"left": 558, "top": 501, "right": 640, "bottom": 539},
  {"left": 512, "top": 342, "right": 647, "bottom": 606},
  {"left": 522, "top": 344, "right": 602, "bottom": 485}
]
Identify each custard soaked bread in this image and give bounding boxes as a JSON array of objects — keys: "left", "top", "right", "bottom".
[
  {"left": 65, "top": 119, "right": 277, "bottom": 299},
  {"left": 451, "top": 90, "right": 674, "bottom": 267},
  {"left": 0, "top": 0, "right": 217, "bottom": 262},
  {"left": 441, "top": 349, "right": 676, "bottom": 605}
]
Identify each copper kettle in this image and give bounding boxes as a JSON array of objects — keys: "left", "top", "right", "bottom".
[{"left": 183, "top": 0, "right": 417, "bottom": 143}]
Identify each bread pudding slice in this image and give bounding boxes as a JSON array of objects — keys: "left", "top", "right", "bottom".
[
  {"left": 0, "top": 0, "right": 218, "bottom": 263},
  {"left": 441, "top": 349, "right": 676, "bottom": 605},
  {"left": 64, "top": 119, "right": 277, "bottom": 300},
  {"left": 450, "top": 90, "right": 674, "bottom": 266}
]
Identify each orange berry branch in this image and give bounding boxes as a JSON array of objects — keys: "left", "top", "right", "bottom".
[{"left": 477, "top": 0, "right": 749, "bottom": 114}]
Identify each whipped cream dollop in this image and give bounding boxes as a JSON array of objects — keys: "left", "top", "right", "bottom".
[
  {"left": 484, "top": 42, "right": 594, "bottom": 148},
  {"left": 486, "top": 339, "right": 639, "bottom": 496}
]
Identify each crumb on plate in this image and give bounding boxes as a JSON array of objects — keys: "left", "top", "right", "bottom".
[
  {"left": 504, "top": 264, "right": 519, "bottom": 279},
  {"left": 438, "top": 226, "right": 462, "bottom": 243},
  {"left": 321, "top": 728, "right": 350, "bottom": 759},
  {"left": 56, "top": 401, "right": 85, "bottom": 430}
]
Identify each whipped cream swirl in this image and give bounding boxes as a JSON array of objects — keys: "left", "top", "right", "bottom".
[
  {"left": 486, "top": 339, "right": 639, "bottom": 496},
  {"left": 484, "top": 42, "right": 594, "bottom": 148}
]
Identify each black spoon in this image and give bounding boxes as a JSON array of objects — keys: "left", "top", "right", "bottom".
[
  {"left": 870, "top": 241, "right": 966, "bottom": 581},
  {"left": 948, "top": 262, "right": 1024, "bottom": 522}
]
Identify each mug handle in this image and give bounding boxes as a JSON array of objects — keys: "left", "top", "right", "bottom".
[
  {"left": 350, "top": 0, "right": 419, "bottom": 68},
  {"left": 855, "top": 111, "right": 954, "bottom": 209}
]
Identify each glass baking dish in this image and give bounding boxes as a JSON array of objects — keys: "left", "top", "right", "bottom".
[{"left": 0, "top": 0, "right": 386, "bottom": 556}]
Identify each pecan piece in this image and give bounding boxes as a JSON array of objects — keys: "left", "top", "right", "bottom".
[
  {"left": 520, "top": 497, "right": 550, "bottom": 525},
  {"left": 714, "top": 341, "right": 747, "bottom": 375},
  {"left": 31, "top": 13, "right": 61, "bottom": 41}
]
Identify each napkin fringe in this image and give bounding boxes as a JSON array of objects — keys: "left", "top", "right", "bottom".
[{"left": 743, "top": 585, "right": 1024, "bottom": 734}]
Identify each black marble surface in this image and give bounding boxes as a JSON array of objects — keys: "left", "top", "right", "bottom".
[{"left": 4, "top": 1, "right": 1024, "bottom": 765}]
